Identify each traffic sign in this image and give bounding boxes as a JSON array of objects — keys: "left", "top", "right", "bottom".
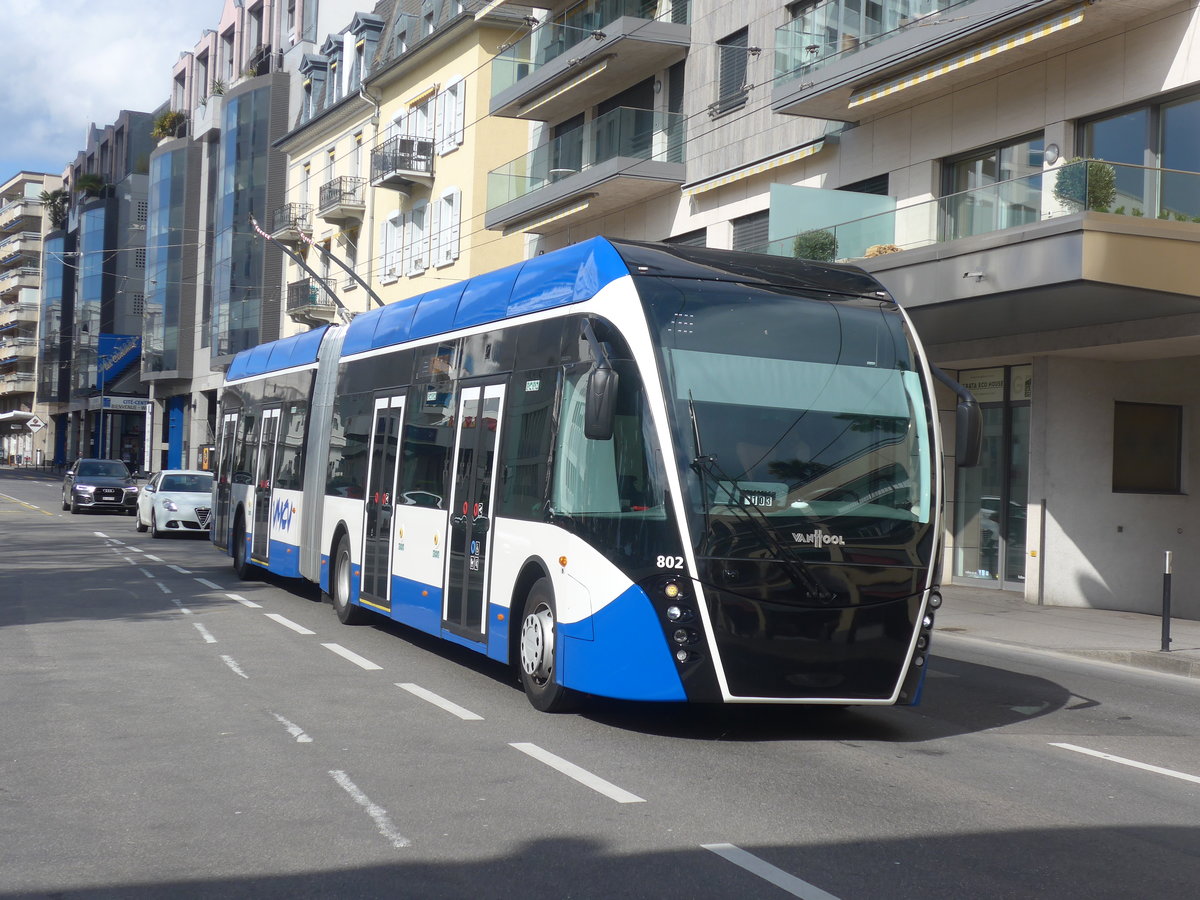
[{"left": 26, "top": 416, "right": 45, "bottom": 433}]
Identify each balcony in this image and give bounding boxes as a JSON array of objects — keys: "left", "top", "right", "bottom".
[
  {"left": 317, "top": 176, "right": 367, "bottom": 224},
  {"left": 271, "top": 204, "right": 313, "bottom": 246},
  {"left": 758, "top": 160, "right": 1200, "bottom": 350},
  {"left": 490, "top": 0, "right": 690, "bottom": 121},
  {"left": 370, "top": 136, "right": 434, "bottom": 190},
  {"left": 0, "top": 301, "right": 38, "bottom": 330},
  {"left": 192, "top": 94, "right": 224, "bottom": 142},
  {"left": 0, "top": 232, "right": 40, "bottom": 265},
  {"left": 0, "top": 267, "right": 39, "bottom": 300},
  {"left": 772, "top": 0, "right": 1181, "bottom": 121},
  {"left": 486, "top": 106, "right": 685, "bottom": 234},
  {"left": 0, "top": 371, "right": 35, "bottom": 393},
  {"left": 286, "top": 277, "right": 340, "bottom": 325},
  {"left": 0, "top": 198, "right": 42, "bottom": 234},
  {"left": 0, "top": 337, "right": 37, "bottom": 365}
]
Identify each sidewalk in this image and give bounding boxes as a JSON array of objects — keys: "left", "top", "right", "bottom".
[{"left": 936, "top": 583, "right": 1200, "bottom": 679}]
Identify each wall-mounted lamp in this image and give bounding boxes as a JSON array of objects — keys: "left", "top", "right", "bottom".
[
  {"left": 963, "top": 271, "right": 986, "bottom": 282},
  {"left": 1045, "top": 143, "right": 1060, "bottom": 165}
]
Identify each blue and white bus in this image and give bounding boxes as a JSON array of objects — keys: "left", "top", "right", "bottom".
[{"left": 214, "top": 238, "right": 979, "bottom": 711}]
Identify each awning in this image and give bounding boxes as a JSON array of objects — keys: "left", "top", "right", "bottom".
[
  {"left": 849, "top": 3, "right": 1087, "bottom": 109},
  {"left": 406, "top": 84, "right": 438, "bottom": 107},
  {"left": 683, "top": 140, "right": 825, "bottom": 198}
]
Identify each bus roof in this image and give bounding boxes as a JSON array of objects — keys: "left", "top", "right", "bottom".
[{"left": 225, "top": 236, "right": 893, "bottom": 379}]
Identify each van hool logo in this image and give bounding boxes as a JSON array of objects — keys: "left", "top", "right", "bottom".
[{"left": 792, "top": 529, "right": 845, "bottom": 546}]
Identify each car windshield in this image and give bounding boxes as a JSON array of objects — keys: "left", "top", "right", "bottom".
[
  {"left": 76, "top": 461, "right": 130, "bottom": 478},
  {"left": 160, "top": 474, "right": 214, "bottom": 493}
]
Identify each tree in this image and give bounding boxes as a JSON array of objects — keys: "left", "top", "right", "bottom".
[
  {"left": 793, "top": 229, "right": 838, "bottom": 262},
  {"left": 39, "top": 189, "right": 69, "bottom": 230},
  {"left": 1053, "top": 158, "right": 1117, "bottom": 212}
]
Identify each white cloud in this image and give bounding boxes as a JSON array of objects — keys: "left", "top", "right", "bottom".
[{"left": 0, "top": 0, "right": 220, "bottom": 174}]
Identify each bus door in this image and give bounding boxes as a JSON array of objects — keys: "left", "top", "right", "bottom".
[
  {"left": 361, "top": 394, "right": 407, "bottom": 610},
  {"left": 444, "top": 382, "right": 506, "bottom": 639},
  {"left": 251, "top": 408, "right": 281, "bottom": 562},
  {"left": 214, "top": 410, "right": 238, "bottom": 550}
]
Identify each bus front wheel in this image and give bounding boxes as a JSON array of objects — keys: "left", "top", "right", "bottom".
[
  {"left": 518, "top": 579, "right": 578, "bottom": 713},
  {"left": 331, "top": 535, "right": 371, "bottom": 625}
]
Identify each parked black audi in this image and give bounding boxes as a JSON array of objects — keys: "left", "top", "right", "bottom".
[{"left": 62, "top": 459, "right": 139, "bottom": 515}]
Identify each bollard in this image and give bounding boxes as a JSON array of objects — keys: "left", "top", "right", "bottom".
[{"left": 1161, "top": 550, "right": 1172, "bottom": 653}]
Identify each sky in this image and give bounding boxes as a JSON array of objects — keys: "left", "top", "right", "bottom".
[{"left": 0, "top": 0, "right": 223, "bottom": 179}]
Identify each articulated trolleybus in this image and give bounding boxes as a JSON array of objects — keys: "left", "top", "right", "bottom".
[{"left": 214, "top": 238, "right": 980, "bottom": 712}]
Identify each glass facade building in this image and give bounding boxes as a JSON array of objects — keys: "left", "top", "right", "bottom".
[{"left": 145, "top": 149, "right": 189, "bottom": 374}]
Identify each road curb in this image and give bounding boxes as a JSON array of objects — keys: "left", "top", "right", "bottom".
[{"left": 935, "top": 630, "right": 1200, "bottom": 680}]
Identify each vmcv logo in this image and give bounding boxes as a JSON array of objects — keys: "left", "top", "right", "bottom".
[
  {"left": 792, "top": 529, "right": 845, "bottom": 547},
  {"left": 271, "top": 497, "right": 296, "bottom": 532}
]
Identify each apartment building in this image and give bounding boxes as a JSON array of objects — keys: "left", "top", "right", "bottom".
[
  {"left": 143, "top": 0, "right": 363, "bottom": 470},
  {"left": 479, "top": 0, "right": 1200, "bottom": 618},
  {"left": 273, "top": 0, "right": 533, "bottom": 332},
  {"left": 0, "top": 172, "right": 60, "bottom": 464}
]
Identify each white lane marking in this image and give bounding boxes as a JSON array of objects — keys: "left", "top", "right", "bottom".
[
  {"left": 168, "top": 564, "right": 191, "bottom": 574},
  {"left": 121, "top": 556, "right": 135, "bottom": 564},
  {"left": 127, "top": 546, "right": 145, "bottom": 554},
  {"left": 220, "top": 655, "right": 249, "bottom": 679},
  {"left": 509, "top": 743, "right": 644, "bottom": 804},
  {"left": 195, "top": 578, "right": 222, "bottom": 590},
  {"left": 396, "top": 683, "right": 484, "bottom": 721},
  {"left": 193, "top": 623, "right": 217, "bottom": 644},
  {"left": 169, "top": 598, "right": 193, "bottom": 616},
  {"left": 272, "top": 713, "right": 314, "bottom": 743},
  {"left": 145, "top": 555, "right": 163, "bottom": 562},
  {"left": 138, "top": 568, "right": 154, "bottom": 578},
  {"left": 0, "top": 492, "right": 41, "bottom": 511},
  {"left": 226, "top": 593, "right": 262, "bottom": 609},
  {"left": 156, "top": 582, "right": 172, "bottom": 594},
  {"left": 702, "top": 844, "right": 842, "bottom": 900},
  {"left": 94, "top": 532, "right": 109, "bottom": 538},
  {"left": 1051, "top": 743, "right": 1200, "bottom": 786},
  {"left": 329, "top": 770, "right": 409, "bottom": 848},
  {"left": 322, "top": 643, "right": 382, "bottom": 670},
  {"left": 265, "top": 613, "right": 316, "bottom": 636},
  {"left": 109, "top": 539, "right": 126, "bottom": 546}
]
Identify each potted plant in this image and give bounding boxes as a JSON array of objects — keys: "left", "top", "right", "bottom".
[
  {"left": 1053, "top": 158, "right": 1116, "bottom": 212},
  {"left": 151, "top": 109, "right": 187, "bottom": 140},
  {"left": 793, "top": 229, "right": 838, "bottom": 262},
  {"left": 39, "top": 189, "right": 69, "bottom": 230},
  {"left": 73, "top": 173, "right": 107, "bottom": 198}
]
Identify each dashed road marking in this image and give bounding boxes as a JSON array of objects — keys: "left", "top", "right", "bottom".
[
  {"left": 145, "top": 555, "right": 163, "bottom": 562},
  {"left": 509, "top": 743, "right": 644, "bottom": 804},
  {"left": 265, "top": 613, "right": 316, "bottom": 636},
  {"left": 396, "top": 683, "right": 483, "bottom": 721},
  {"left": 226, "top": 593, "right": 262, "bottom": 609},
  {"left": 195, "top": 578, "right": 222, "bottom": 590},
  {"left": 138, "top": 568, "right": 154, "bottom": 578},
  {"left": 272, "top": 713, "right": 314, "bottom": 743},
  {"left": 156, "top": 582, "right": 172, "bottom": 594},
  {"left": 219, "top": 655, "right": 249, "bottom": 679},
  {"left": 168, "top": 564, "right": 192, "bottom": 574},
  {"left": 321, "top": 643, "right": 382, "bottom": 670},
  {"left": 702, "top": 843, "right": 842, "bottom": 899},
  {"left": 193, "top": 623, "right": 217, "bottom": 643},
  {"left": 1051, "top": 742, "right": 1200, "bottom": 786},
  {"left": 329, "top": 770, "right": 409, "bottom": 848}
]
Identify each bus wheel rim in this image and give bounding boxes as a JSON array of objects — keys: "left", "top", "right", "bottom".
[{"left": 520, "top": 603, "right": 554, "bottom": 684}]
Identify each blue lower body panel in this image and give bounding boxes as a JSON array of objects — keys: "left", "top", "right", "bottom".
[
  {"left": 560, "top": 585, "right": 685, "bottom": 702},
  {"left": 389, "top": 574, "right": 443, "bottom": 636}
]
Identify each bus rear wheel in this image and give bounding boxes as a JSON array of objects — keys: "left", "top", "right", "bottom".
[
  {"left": 331, "top": 535, "right": 371, "bottom": 625},
  {"left": 518, "top": 578, "right": 578, "bottom": 713},
  {"left": 232, "top": 516, "right": 253, "bottom": 580}
]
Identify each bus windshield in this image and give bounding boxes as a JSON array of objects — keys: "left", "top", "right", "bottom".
[{"left": 641, "top": 277, "right": 933, "bottom": 549}]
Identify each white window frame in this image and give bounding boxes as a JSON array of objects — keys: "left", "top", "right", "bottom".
[
  {"left": 379, "top": 210, "right": 403, "bottom": 284},
  {"left": 405, "top": 200, "right": 429, "bottom": 275},
  {"left": 432, "top": 187, "right": 461, "bottom": 267},
  {"left": 435, "top": 77, "right": 466, "bottom": 155}
]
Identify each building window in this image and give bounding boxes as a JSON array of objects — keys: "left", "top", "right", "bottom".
[
  {"left": 1113, "top": 402, "right": 1182, "bottom": 494},
  {"left": 714, "top": 28, "right": 750, "bottom": 116},
  {"left": 379, "top": 211, "right": 403, "bottom": 282},
  {"left": 664, "top": 228, "right": 706, "bottom": 247},
  {"left": 731, "top": 210, "right": 768, "bottom": 252},
  {"left": 942, "top": 134, "right": 1044, "bottom": 241},
  {"left": 840, "top": 173, "right": 890, "bottom": 195},
  {"left": 432, "top": 187, "right": 461, "bottom": 266},
  {"left": 435, "top": 77, "right": 465, "bottom": 154},
  {"left": 405, "top": 201, "right": 429, "bottom": 274}
]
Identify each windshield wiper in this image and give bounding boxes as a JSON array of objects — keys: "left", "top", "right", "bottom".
[{"left": 691, "top": 453, "right": 834, "bottom": 603}]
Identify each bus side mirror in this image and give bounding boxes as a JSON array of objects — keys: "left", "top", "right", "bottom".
[
  {"left": 584, "top": 366, "right": 619, "bottom": 441},
  {"left": 956, "top": 394, "right": 982, "bottom": 468}
]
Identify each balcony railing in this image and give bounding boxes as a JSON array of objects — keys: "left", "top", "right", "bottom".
[
  {"left": 775, "top": 0, "right": 975, "bottom": 84},
  {"left": 0, "top": 198, "right": 42, "bottom": 232},
  {"left": 371, "top": 136, "right": 434, "bottom": 187},
  {"left": 487, "top": 106, "right": 685, "bottom": 210},
  {"left": 756, "top": 160, "right": 1200, "bottom": 261},
  {"left": 318, "top": 176, "right": 367, "bottom": 221},
  {"left": 492, "top": 0, "right": 690, "bottom": 98},
  {"left": 286, "top": 277, "right": 338, "bottom": 318},
  {"left": 271, "top": 203, "right": 313, "bottom": 243},
  {"left": 0, "top": 232, "right": 40, "bottom": 263}
]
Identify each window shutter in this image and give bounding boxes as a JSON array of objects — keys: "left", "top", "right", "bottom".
[
  {"left": 429, "top": 194, "right": 443, "bottom": 264},
  {"left": 435, "top": 89, "right": 448, "bottom": 154},
  {"left": 377, "top": 219, "right": 391, "bottom": 283},
  {"left": 731, "top": 210, "right": 769, "bottom": 252},
  {"left": 446, "top": 187, "right": 461, "bottom": 263},
  {"left": 400, "top": 211, "right": 413, "bottom": 275},
  {"left": 451, "top": 78, "right": 465, "bottom": 148}
]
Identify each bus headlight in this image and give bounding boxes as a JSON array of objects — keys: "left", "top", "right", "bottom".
[
  {"left": 928, "top": 590, "right": 943, "bottom": 610},
  {"left": 923, "top": 614, "right": 933, "bottom": 629},
  {"left": 664, "top": 581, "right": 682, "bottom": 599}
]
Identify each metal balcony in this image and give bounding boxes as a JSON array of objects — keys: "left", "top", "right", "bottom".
[
  {"left": 370, "top": 136, "right": 434, "bottom": 190},
  {"left": 486, "top": 106, "right": 685, "bottom": 234},
  {"left": 490, "top": 0, "right": 690, "bottom": 121},
  {"left": 317, "top": 176, "right": 367, "bottom": 224},
  {"left": 271, "top": 204, "right": 313, "bottom": 246},
  {"left": 286, "top": 277, "right": 340, "bottom": 325},
  {"left": 771, "top": 0, "right": 1182, "bottom": 121}
]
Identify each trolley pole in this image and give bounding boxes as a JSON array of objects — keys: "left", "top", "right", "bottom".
[{"left": 1161, "top": 550, "right": 1173, "bottom": 653}]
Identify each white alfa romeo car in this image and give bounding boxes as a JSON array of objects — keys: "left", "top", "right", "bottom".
[{"left": 135, "top": 469, "right": 214, "bottom": 538}]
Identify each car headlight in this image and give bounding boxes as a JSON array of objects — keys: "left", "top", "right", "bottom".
[
  {"left": 126, "top": 486, "right": 139, "bottom": 493},
  {"left": 163, "top": 499, "right": 179, "bottom": 511},
  {"left": 74, "top": 484, "right": 95, "bottom": 494}
]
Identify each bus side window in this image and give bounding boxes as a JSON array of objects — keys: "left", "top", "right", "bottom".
[
  {"left": 399, "top": 383, "right": 455, "bottom": 509},
  {"left": 275, "top": 401, "right": 307, "bottom": 491},
  {"left": 498, "top": 368, "right": 559, "bottom": 519},
  {"left": 232, "top": 411, "right": 256, "bottom": 485},
  {"left": 326, "top": 392, "right": 372, "bottom": 499}
]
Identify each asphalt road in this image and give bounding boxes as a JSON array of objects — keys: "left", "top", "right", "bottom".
[{"left": 2, "top": 470, "right": 1199, "bottom": 898}]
